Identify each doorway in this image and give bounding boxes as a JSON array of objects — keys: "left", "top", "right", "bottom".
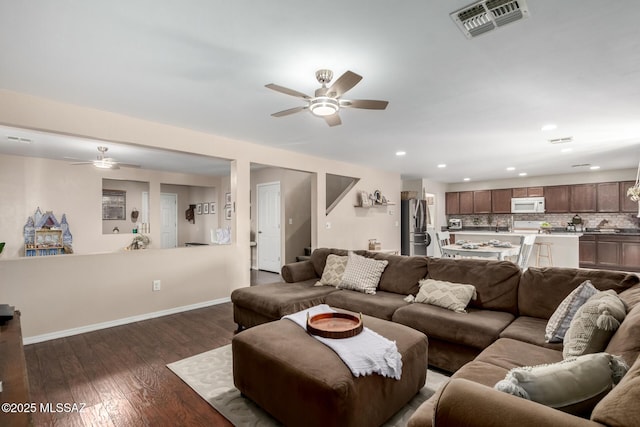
[
  {"left": 160, "top": 193, "right": 178, "bottom": 248},
  {"left": 257, "top": 181, "right": 281, "bottom": 272}
]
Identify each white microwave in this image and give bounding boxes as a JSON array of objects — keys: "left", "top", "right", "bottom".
[{"left": 511, "top": 197, "right": 545, "bottom": 214}]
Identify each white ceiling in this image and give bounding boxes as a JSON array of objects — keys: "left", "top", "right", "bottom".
[{"left": 0, "top": 1, "right": 639, "bottom": 182}]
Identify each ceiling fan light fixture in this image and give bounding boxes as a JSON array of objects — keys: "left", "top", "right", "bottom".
[
  {"left": 309, "top": 97, "right": 339, "bottom": 117},
  {"left": 93, "top": 159, "right": 114, "bottom": 169}
]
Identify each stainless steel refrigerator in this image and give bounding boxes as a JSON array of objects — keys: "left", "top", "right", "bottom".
[{"left": 401, "top": 199, "right": 432, "bottom": 256}]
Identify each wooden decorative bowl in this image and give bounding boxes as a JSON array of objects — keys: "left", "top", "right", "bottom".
[{"left": 307, "top": 312, "right": 363, "bottom": 339}]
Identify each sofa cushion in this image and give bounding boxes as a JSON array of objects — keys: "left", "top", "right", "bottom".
[
  {"left": 500, "top": 316, "right": 564, "bottom": 351},
  {"left": 591, "top": 354, "right": 640, "bottom": 426},
  {"left": 372, "top": 253, "right": 428, "bottom": 295},
  {"left": 231, "top": 280, "right": 339, "bottom": 319},
  {"left": 563, "top": 290, "right": 626, "bottom": 358},
  {"left": 310, "top": 248, "right": 351, "bottom": 277},
  {"left": 337, "top": 252, "right": 388, "bottom": 295},
  {"left": 324, "top": 290, "right": 408, "bottom": 321},
  {"left": 494, "top": 353, "right": 628, "bottom": 416},
  {"left": 545, "top": 280, "right": 598, "bottom": 343},
  {"left": 605, "top": 303, "right": 640, "bottom": 367},
  {"left": 474, "top": 338, "right": 563, "bottom": 372},
  {"left": 314, "top": 254, "right": 348, "bottom": 287},
  {"left": 425, "top": 257, "right": 520, "bottom": 315},
  {"left": 518, "top": 267, "right": 639, "bottom": 319},
  {"left": 414, "top": 279, "right": 476, "bottom": 313},
  {"left": 392, "top": 303, "right": 514, "bottom": 350}
]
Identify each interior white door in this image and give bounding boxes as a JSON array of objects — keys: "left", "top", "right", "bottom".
[
  {"left": 257, "top": 182, "right": 281, "bottom": 272},
  {"left": 160, "top": 193, "right": 178, "bottom": 248}
]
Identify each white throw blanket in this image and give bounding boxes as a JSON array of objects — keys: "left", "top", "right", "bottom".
[{"left": 283, "top": 304, "right": 402, "bottom": 380}]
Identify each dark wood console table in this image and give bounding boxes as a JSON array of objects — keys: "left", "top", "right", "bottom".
[{"left": 0, "top": 310, "right": 32, "bottom": 427}]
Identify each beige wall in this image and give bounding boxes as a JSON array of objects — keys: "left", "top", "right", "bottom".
[{"left": 0, "top": 89, "right": 401, "bottom": 340}]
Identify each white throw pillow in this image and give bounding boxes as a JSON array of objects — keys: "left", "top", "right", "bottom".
[
  {"left": 338, "top": 252, "right": 388, "bottom": 295},
  {"left": 314, "top": 254, "right": 348, "bottom": 287},
  {"left": 414, "top": 279, "right": 477, "bottom": 313},
  {"left": 495, "top": 353, "right": 628, "bottom": 414},
  {"left": 563, "top": 290, "right": 627, "bottom": 358},
  {"left": 545, "top": 280, "right": 598, "bottom": 343}
]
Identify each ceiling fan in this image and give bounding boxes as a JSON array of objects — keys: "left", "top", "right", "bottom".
[
  {"left": 265, "top": 69, "right": 389, "bottom": 127},
  {"left": 69, "top": 146, "right": 141, "bottom": 170}
]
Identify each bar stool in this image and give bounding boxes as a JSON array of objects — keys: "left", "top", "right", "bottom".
[{"left": 535, "top": 242, "right": 553, "bottom": 267}]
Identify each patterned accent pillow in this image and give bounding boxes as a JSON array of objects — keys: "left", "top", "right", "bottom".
[
  {"left": 314, "top": 254, "right": 348, "bottom": 287},
  {"left": 545, "top": 280, "right": 598, "bottom": 343},
  {"left": 494, "top": 352, "right": 628, "bottom": 415},
  {"left": 338, "top": 252, "right": 388, "bottom": 295},
  {"left": 415, "top": 279, "right": 477, "bottom": 313},
  {"left": 563, "top": 290, "right": 627, "bottom": 358}
]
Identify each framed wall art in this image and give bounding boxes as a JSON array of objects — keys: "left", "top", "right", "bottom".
[
  {"left": 225, "top": 205, "right": 232, "bottom": 220},
  {"left": 203, "top": 202, "right": 209, "bottom": 214},
  {"left": 196, "top": 203, "right": 202, "bottom": 215},
  {"left": 225, "top": 192, "right": 231, "bottom": 204},
  {"left": 210, "top": 202, "right": 216, "bottom": 214}
]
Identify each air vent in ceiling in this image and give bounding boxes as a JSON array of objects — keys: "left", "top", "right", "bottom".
[
  {"left": 548, "top": 136, "right": 573, "bottom": 144},
  {"left": 571, "top": 163, "right": 591, "bottom": 168},
  {"left": 451, "top": 0, "right": 530, "bottom": 39},
  {"left": 7, "top": 136, "right": 32, "bottom": 144}
]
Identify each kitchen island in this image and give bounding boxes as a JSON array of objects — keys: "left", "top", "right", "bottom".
[{"left": 449, "top": 230, "right": 580, "bottom": 268}]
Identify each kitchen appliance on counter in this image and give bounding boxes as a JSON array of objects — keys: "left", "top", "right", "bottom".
[
  {"left": 448, "top": 218, "right": 462, "bottom": 230},
  {"left": 511, "top": 197, "right": 545, "bottom": 214},
  {"left": 401, "top": 197, "right": 434, "bottom": 256}
]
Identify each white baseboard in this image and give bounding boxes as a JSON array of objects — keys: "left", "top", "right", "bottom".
[{"left": 23, "top": 297, "right": 231, "bottom": 345}]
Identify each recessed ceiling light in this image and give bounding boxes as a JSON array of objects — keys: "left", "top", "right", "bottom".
[
  {"left": 560, "top": 148, "right": 573, "bottom": 153},
  {"left": 519, "top": 172, "right": 527, "bottom": 176},
  {"left": 590, "top": 165, "right": 601, "bottom": 170},
  {"left": 437, "top": 164, "right": 447, "bottom": 168},
  {"left": 395, "top": 151, "right": 406, "bottom": 156},
  {"left": 506, "top": 167, "right": 515, "bottom": 171},
  {"left": 541, "top": 124, "right": 557, "bottom": 131},
  {"left": 463, "top": 177, "right": 470, "bottom": 181}
]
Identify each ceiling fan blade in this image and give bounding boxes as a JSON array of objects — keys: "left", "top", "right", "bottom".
[
  {"left": 70, "top": 162, "right": 93, "bottom": 165},
  {"left": 324, "top": 114, "right": 342, "bottom": 127},
  {"left": 271, "top": 106, "right": 308, "bottom": 117},
  {"left": 265, "top": 84, "right": 311, "bottom": 100},
  {"left": 341, "top": 99, "right": 389, "bottom": 110},
  {"left": 327, "top": 71, "right": 362, "bottom": 97},
  {"left": 116, "top": 163, "right": 141, "bottom": 168}
]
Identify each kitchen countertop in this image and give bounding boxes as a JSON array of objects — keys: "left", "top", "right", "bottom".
[
  {"left": 449, "top": 230, "right": 582, "bottom": 238},
  {"left": 446, "top": 227, "right": 640, "bottom": 236}
]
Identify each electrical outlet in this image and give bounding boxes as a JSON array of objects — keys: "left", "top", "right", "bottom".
[{"left": 152, "top": 280, "right": 161, "bottom": 291}]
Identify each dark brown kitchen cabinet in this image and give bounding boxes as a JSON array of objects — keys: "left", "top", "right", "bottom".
[
  {"left": 473, "top": 190, "right": 492, "bottom": 213},
  {"left": 492, "top": 188, "right": 512, "bottom": 213},
  {"left": 596, "top": 182, "right": 620, "bottom": 212},
  {"left": 621, "top": 181, "right": 638, "bottom": 212},
  {"left": 578, "top": 235, "right": 596, "bottom": 267},
  {"left": 512, "top": 187, "right": 544, "bottom": 198},
  {"left": 459, "top": 191, "right": 474, "bottom": 214},
  {"left": 570, "top": 184, "right": 597, "bottom": 212},
  {"left": 445, "top": 192, "right": 460, "bottom": 215},
  {"left": 579, "top": 234, "right": 640, "bottom": 272},
  {"left": 544, "top": 185, "right": 570, "bottom": 213}
]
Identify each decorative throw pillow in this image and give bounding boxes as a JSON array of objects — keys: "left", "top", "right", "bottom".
[
  {"left": 495, "top": 353, "right": 628, "bottom": 415},
  {"left": 338, "top": 252, "right": 388, "bottom": 295},
  {"left": 563, "top": 290, "right": 627, "bottom": 358},
  {"left": 314, "top": 254, "right": 348, "bottom": 287},
  {"left": 414, "top": 279, "right": 477, "bottom": 313},
  {"left": 545, "top": 280, "right": 598, "bottom": 343}
]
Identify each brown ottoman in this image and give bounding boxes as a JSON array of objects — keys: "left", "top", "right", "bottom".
[{"left": 232, "top": 312, "right": 428, "bottom": 427}]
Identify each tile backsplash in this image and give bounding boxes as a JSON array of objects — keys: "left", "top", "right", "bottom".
[{"left": 451, "top": 212, "right": 640, "bottom": 230}]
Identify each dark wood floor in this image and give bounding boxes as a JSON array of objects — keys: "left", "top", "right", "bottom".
[{"left": 24, "top": 270, "right": 283, "bottom": 426}]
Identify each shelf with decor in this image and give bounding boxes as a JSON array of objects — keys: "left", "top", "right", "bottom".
[
  {"left": 25, "top": 229, "right": 65, "bottom": 257},
  {"left": 354, "top": 190, "right": 394, "bottom": 208}
]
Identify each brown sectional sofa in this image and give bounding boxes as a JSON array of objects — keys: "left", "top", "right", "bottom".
[{"left": 231, "top": 248, "right": 640, "bottom": 426}]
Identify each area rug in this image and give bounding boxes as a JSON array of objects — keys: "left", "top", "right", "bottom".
[{"left": 167, "top": 344, "right": 449, "bottom": 426}]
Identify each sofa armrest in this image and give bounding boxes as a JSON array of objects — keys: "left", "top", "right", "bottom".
[
  {"left": 432, "top": 379, "right": 602, "bottom": 427},
  {"left": 281, "top": 260, "right": 318, "bottom": 283}
]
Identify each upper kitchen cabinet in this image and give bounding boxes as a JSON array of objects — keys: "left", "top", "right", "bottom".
[
  {"left": 544, "top": 185, "right": 570, "bottom": 213},
  {"left": 621, "top": 181, "right": 638, "bottom": 212},
  {"left": 446, "top": 192, "right": 460, "bottom": 215},
  {"left": 459, "top": 191, "right": 474, "bottom": 214},
  {"left": 512, "top": 187, "right": 544, "bottom": 198},
  {"left": 570, "top": 184, "right": 597, "bottom": 212},
  {"left": 473, "top": 190, "right": 492, "bottom": 213},
  {"left": 491, "top": 188, "right": 512, "bottom": 213},
  {"left": 596, "top": 182, "right": 620, "bottom": 212}
]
